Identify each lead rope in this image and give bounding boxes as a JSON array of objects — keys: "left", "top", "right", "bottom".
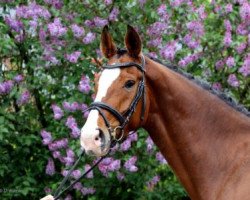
[{"left": 53, "top": 149, "right": 111, "bottom": 200}]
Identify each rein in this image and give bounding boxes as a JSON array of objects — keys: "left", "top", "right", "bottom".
[{"left": 48, "top": 55, "right": 146, "bottom": 199}]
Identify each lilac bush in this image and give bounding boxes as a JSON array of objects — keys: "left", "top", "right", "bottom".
[{"left": 0, "top": 0, "right": 249, "bottom": 199}]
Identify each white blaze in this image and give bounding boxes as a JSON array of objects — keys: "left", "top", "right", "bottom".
[{"left": 80, "top": 67, "right": 121, "bottom": 147}]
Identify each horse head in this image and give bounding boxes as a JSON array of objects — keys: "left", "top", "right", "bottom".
[{"left": 80, "top": 25, "right": 148, "bottom": 157}]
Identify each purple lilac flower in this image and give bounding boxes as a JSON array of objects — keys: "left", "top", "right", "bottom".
[
  {"left": 51, "top": 104, "right": 64, "bottom": 120},
  {"left": 66, "top": 51, "right": 81, "bottom": 63},
  {"left": 116, "top": 172, "right": 125, "bottom": 181},
  {"left": 147, "top": 22, "right": 167, "bottom": 37},
  {"left": 109, "top": 159, "right": 121, "bottom": 171},
  {"left": 70, "top": 125, "right": 80, "bottom": 138},
  {"left": 39, "top": 28, "right": 46, "bottom": 44},
  {"left": 183, "top": 34, "right": 200, "bottom": 49},
  {"left": 73, "top": 182, "right": 83, "bottom": 191},
  {"left": 224, "top": 20, "right": 232, "bottom": 32},
  {"left": 93, "top": 17, "right": 108, "bottom": 27},
  {"left": 236, "top": 43, "right": 247, "bottom": 54},
  {"left": 240, "top": 2, "right": 250, "bottom": 23},
  {"left": 226, "top": 57, "right": 235, "bottom": 68},
  {"left": 139, "top": 0, "right": 147, "bottom": 7},
  {"left": 62, "top": 169, "right": 69, "bottom": 176},
  {"left": 146, "top": 136, "right": 154, "bottom": 153},
  {"left": 223, "top": 32, "right": 232, "bottom": 47},
  {"left": 104, "top": 0, "right": 112, "bottom": 5},
  {"left": 65, "top": 116, "right": 80, "bottom": 138},
  {"left": 46, "top": 158, "right": 55, "bottom": 176},
  {"left": 17, "top": 90, "right": 30, "bottom": 106},
  {"left": 44, "top": 0, "right": 63, "bottom": 9},
  {"left": 83, "top": 32, "right": 96, "bottom": 44},
  {"left": 148, "top": 52, "right": 158, "bottom": 59},
  {"left": 160, "top": 41, "right": 178, "bottom": 61},
  {"left": 171, "top": 0, "right": 185, "bottom": 7},
  {"left": 52, "top": 151, "right": 61, "bottom": 158},
  {"left": 80, "top": 103, "right": 88, "bottom": 112},
  {"left": 236, "top": 23, "right": 248, "bottom": 35},
  {"left": 65, "top": 116, "right": 77, "bottom": 128},
  {"left": 109, "top": 7, "right": 119, "bottom": 21},
  {"left": 81, "top": 187, "right": 96, "bottom": 196},
  {"left": 178, "top": 53, "right": 201, "bottom": 67},
  {"left": 13, "top": 74, "right": 24, "bottom": 83},
  {"left": 225, "top": 4, "right": 233, "bottom": 13},
  {"left": 48, "top": 18, "right": 67, "bottom": 37},
  {"left": 196, "top": 5, "right": 207, "bottom": 20},
  {"left": 147, "top": 37, "right": 162, "bottom": 48},
  {"left": 48, "top": 138, "right": 68, "bottom": 151},
  {"left": 128, "top": 131, "right": 138, "bottom": 142},
  {"left": 64, "top": 156, "right": 75, "bottom": 166},
  {"left": 215, "top": 60, "right": 225, "bottom": 70},
  {"left": 0, "top": 80, "right": 14, "bottom": 95},
  {"left": 85, "top": 164, "right": 94, "bottom": 178},
  {"left": 157, "top": 4, "right": 167, "bottom": 16},
  {"left": 157, "top": 4, "right": 169, "bottom": 20},
  {"left": 214, "top": 5, "right": 222, "bottom": 13},
  {"left": 239, "top": 54, "right": 250, "bottom": 77},
  {"left": 212, "top": 82, "right": 222, "bottom": 91},
  {"left": 71, "top": 24, "right": 85, "bottom": 38},
  {"left": 40, "top": 130, "right": 52, "bottom": 145},
  {"left": 146, "top": 175, "right": 160, "bottom": 190},
  {"left": 29, "top": 20, "right": 38, "bottom": 29},
  {"left": 98, "top": 157, "right": 121, "bottom": 176},
  {"left": 16, "top": 3, "right": 51, "bottom": 19},
  {"left": 15, "top": 33, "right": 25, "bottom": 43},
  {"left": 78, "top": 75, "right": 91, "bottom": 93},
  {"left": 248, "top": 34, "right": 250, "bottom": 45},
  {"left": 5, "top": 17, "right": 23, "bottom": 32},
  {"left": 124, "top": 156, "right": 138, "bottom": 172},
  {"left": 120, "top": 139, "right": 131, "bottom": 151},
  {"left": 71, "top": 170, "right": 81, "bottom": 179},
  {"left": 186, "top": 21, "right": 204, "bottom": 36},
  {"left": 66, "top": 148, "right": 75, "bottom": 158},
  {"left": 156, "top": 152, "right": 167, "bottom": 164},
  {"left": 227, "top": 74, "right": 240, "bottom": 87},
  {"left": 84, "top": 20, "right": 95, "bottom": 28},
  {"left": 63, "top": 102, "right": 80, "bottom": 112}
]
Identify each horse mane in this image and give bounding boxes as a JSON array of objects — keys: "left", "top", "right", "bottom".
[{"left": 147, "top": 55, "right": 250, "bottom": 117}]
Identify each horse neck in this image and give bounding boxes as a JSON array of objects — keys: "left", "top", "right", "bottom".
[{"left": 143, "top": 57, "right": 250, "bottom": 199}]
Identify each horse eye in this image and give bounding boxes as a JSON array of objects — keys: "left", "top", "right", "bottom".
[{"left": 124, "top": 80, "right": 135, "bottom": 89}]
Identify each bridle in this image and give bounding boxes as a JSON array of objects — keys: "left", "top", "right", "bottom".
[
  {"left": 50, "top": 54, "right": 146, "bottom": 200},
  {"left": 89, "top": 54, "right": 146, "bottom": 142}
]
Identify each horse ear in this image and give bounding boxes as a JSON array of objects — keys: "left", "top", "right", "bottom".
[
  {"left": 125, "top": 25, "right": 142, "bottom": 58},
  {"left": 100, "top": 25, "right": 117, "bottom": 58}
]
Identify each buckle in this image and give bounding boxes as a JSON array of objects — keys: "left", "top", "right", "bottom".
[{"left": 113, "top": 126, "right": 124, "bottom": 142}]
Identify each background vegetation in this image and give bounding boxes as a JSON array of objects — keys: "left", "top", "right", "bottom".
[{"left": 0, "top": 0, "right": 249, "bottom": 199}]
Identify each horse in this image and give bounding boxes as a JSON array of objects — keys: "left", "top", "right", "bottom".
[{"left": 80, "top": 25, "right": 250, "bottom": 200}]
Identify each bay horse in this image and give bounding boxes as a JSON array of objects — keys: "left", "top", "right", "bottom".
[{"left": 80, "top": 25, "right": 250, "bottom": 200}]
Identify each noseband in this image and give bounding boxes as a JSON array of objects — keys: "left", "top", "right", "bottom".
[{"left": 89, "top": 55, "right": 146, "bottom": 142}]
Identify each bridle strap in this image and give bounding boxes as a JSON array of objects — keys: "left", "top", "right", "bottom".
[
  {"left": 88, "top": 55, "right": 146, "bottom": 141},
  {"left": 90, "top": 102, "right": 125, "bottom": 125},
  {"left": 103, "top": 61, "right": 145, "bottom": 72}
]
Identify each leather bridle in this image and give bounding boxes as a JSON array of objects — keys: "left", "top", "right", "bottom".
[
  {"left": 50, "top": 55, "right": 146, "bottom": 200},
  {"left": 88, "top": 54, "right": 146, "bottom": 143}
]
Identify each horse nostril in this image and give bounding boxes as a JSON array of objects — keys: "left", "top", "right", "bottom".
[{"left": 96, "top": 128, "right": 105, "bottom": 145}]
